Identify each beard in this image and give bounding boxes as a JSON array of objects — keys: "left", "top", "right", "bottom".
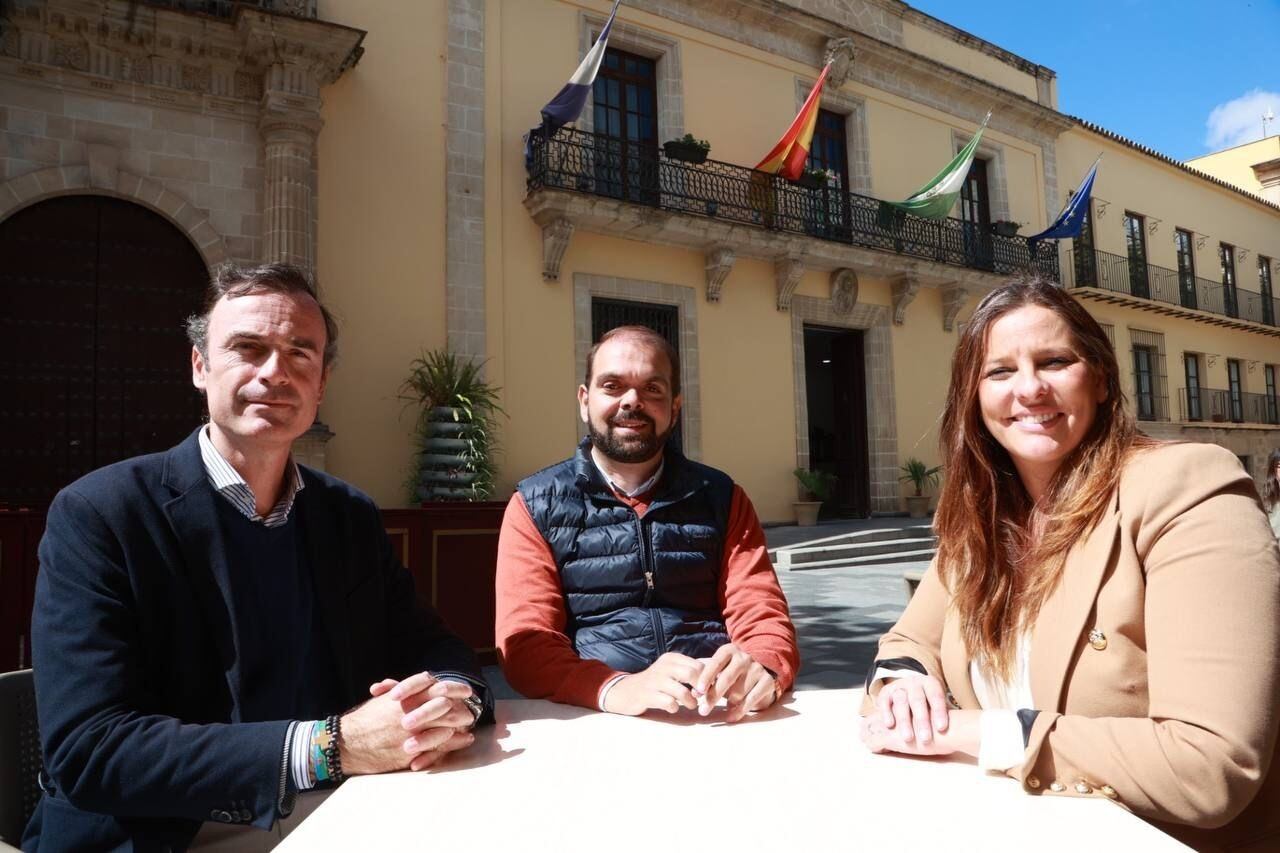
[{"left": 588, "top": 409, "right": 676, "bottom": 464}]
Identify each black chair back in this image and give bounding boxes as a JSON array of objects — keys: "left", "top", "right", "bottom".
[{"left": 0, "top": 669, "right": 42, "bottom": 845}]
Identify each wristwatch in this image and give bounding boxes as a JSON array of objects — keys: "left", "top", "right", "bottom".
[{"left": 462, "top": 694, "right": 484, "bottom": 728}]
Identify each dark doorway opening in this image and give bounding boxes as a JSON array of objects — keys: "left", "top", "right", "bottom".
[
  {"left": 0, "top": 195, "right": 209, "bottom": 507},
  {"left": 803, "top": 325, "right": 870, "bottom": 517}
]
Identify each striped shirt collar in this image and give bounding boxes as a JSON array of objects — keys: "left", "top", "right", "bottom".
[
  {"left": 197, "top": 425, "right": 304, "bottom": 528},
  {"left": 592, "top": 453, "right": 664, "bottom": 499}
]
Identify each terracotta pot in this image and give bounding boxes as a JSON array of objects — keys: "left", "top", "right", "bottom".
[
  {"left": 793, "top": 501, "right": 822, "bottom": 526},
  {"left": 904, "top": 494, "right": 931, "bottom": 519}
]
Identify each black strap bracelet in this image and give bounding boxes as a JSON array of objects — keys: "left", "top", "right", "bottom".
[{"left": 323, "top": 714, "right": 345, "bottom": 784}]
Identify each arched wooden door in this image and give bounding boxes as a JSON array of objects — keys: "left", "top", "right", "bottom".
[{"left": 0, "top": 195, "right": 209, "bottom": 507}]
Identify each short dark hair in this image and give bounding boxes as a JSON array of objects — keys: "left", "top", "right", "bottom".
[
  {"left": 584, "top": 325, "right": 681, "bottom": 396},
  {"left": 185, "top": 262, "right": 340, "bottom": 368}
]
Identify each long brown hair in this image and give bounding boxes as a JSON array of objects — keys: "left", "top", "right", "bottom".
[{"left": 933, "top": 276, "right": 1154, "bottom": 677}]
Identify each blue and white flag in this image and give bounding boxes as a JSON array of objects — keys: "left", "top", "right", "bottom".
[
  {"left": 1027, "top": 157, "right": 1100, "bottom": 251},
  {"left": 539, "top": 0, "right": 621, "bottom": 134}
]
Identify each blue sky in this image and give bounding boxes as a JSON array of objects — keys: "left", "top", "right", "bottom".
[{"left": 907, "top": 0, "right": 1280, "bottom": 161}]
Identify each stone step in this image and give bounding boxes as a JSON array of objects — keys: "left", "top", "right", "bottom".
[
  {"left": 767, "top": 525, "right": 934, "bottom": 554},
  {"left": 776, "top": 547, "right": 938, "bottom": 572},
  {"left": 774, "top": 536, "right": 938, "bottom": 567}
]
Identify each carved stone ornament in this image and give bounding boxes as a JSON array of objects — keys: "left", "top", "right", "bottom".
[
  {"left": 775, "top": 255, "right": 806, "bottom": 311},
  {"left": 941, "top": 283, "right": 969, "bottom": 332},
  {"left": 541, "top": 217, "right": 575, "bottom": 282},
  {"left": 705, "top": 247, "right": 735, "bottom": 302},
  {"left": 823, "top": 37, "right": 856, "bottom": 89},
  {"left": 890, "top": 274, "right": 920, "bottom": 325},
  {"left": 830, "top": 268, "right": 859, "bottom": 316}
]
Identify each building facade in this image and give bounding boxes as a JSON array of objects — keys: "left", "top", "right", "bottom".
[{"left": 3, "top": 0, "right": 1278, "bottom": 531}]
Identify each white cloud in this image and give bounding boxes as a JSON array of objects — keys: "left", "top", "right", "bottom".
[{"left": 1204, "top": 89, "right": 1280, "bottom": 151}]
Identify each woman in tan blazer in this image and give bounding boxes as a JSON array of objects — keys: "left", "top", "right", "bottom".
[{"left": 860, "top": 278, "right": 1280, "bottom": 851}]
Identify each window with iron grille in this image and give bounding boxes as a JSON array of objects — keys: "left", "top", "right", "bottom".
[
  {"left": 1124, "top": 213, "right": 1149, "bottom": 298},
  {"left": 1128, "top": 328, "right": 1167, "bottom": 422},
  {"left": 1220, "top": 244, "right": 1238, "bottom": 318},
  {"left": 1175, "top": 229, "right": 1197, "bottom": 309},
  {"left": 1183, "top": 353, "right": 1203, "bottom": 421},
  {"left": 1097, "top": 321, "right": 1115, "bottom": 350},
  {"left": 1227, "top": 358, "right": 1244, "bottom": 422},
  {"left": 592, "top": 48, "right": 659, "bottom": 204},
  {"left": 590, "top": 297, "right": 682, "bottom": 452},
  {"left": 1260, "top": 257, "right": 1275, "bottom": 326}
]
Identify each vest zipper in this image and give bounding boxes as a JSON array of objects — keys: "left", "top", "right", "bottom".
[{"left": 638, "top": 516, "right": 667, "bottom": 654}]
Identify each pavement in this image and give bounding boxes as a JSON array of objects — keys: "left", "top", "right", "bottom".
[{"left": 483, "top": 516, "right": 926, "bottom": 700}]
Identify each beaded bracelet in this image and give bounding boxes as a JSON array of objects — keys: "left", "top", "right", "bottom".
[
  {"left": 323, "top": 714, "right": 345, "bottom": 784},
  {"left": 310, "top": 721, "right": 331, "bottom": 785}
]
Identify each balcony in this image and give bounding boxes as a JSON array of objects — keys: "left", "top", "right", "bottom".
[
  {"left": 1177, "top": 387, "right": 1280, "bottom": 426},
  {"left": 1065, "top": 246, "right": 1280, "bottom": 337},
  {"left": 524, "top": 127, "right": 1057, "bottom": 301}
]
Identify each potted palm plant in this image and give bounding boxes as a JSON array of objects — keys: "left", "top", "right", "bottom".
[
  {"left": 792, "top": 468, "right": 836, "bottom": 526},
  {"left": 899, "top": 457, "right": 942, "bottom": 519},
  {"left": 401, "top": 350, "right": 505, "bottom": 502}
]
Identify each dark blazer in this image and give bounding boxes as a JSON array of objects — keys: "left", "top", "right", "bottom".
[{"left": 24, "top": 429, "right": 491, "bottom": 852}]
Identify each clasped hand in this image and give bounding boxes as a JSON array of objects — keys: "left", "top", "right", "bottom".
[
  {"left": 858, "top": 673, "right": 977, "bottom": 757},
  {"left": 603, "top": 643, "right": 778, "bottom": 722},
  {"left": 339, "top": 672, "right": 478, "bottom": 775}
]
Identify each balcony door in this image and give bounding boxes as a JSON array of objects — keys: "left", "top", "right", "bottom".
[
  {"left": 1132, "top": 345, "right": 1157, "bottom": 421},
  {"left": 1220, "top": 244, "right": 1239, "bottom": 318},
  {"left": 1265, "top": 365, "right": 1278, "bottom": 425},
  {"left": 592, "top": 47, "right": 659, "bottom": 205},
  {"left": 959, "top": 158, "right": 993, "bottom": 269},
  {"left": 1260, "top": 257, "right": 1275, "bottom": 326},
  {"left": 804, "top": 108, "right": 851, "bottom": 238},
  {"left": 1072, "top": 203, "right": 1098, "bottom": 287},
  {"left": 1227, "top": 359, "right": 1244, "bottom": 422},
  {"left": 1175, "top": 228, "right": 1197, "bottom": 309},
  {"left": 1184, "top": 353, "right": 1203, "bottom": 421},
  {"left": 1124, "top": 213, "right": 1149, "bottom": 299}
]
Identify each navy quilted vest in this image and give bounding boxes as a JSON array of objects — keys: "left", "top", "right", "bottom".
[{"left": 517, "top": 439, "right": 734, "bottom": 673}]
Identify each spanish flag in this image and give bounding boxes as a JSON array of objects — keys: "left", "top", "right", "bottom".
[{"left": 755, "top": 63, "right": 831, "bottom": 180}]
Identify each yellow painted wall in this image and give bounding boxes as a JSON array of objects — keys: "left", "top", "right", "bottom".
[
  {"left": 901, "top": 21, "right": 1040, "bottom": 103},
  {"left": 1186, "top": 137, "right": 1279, "bottom": 197},
  {"left": 315, "top": 0, "right": 449, "bottom": 506},
  {"left": 1058, "top": 129, "right": 1280, "bottom": 292}
]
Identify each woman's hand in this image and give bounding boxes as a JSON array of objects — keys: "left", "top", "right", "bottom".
[
  {"left": 873, "top": 673, "right": 951, "bottom": 746},
  {"left": 860, "top": 709, "right": 981, "bottom": 758}
]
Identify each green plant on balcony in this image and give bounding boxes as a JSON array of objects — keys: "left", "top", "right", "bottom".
[
  {"left": 401, "top": 350, "right": 505, "bottom": 503},
  {"left": 991, "top": 220, "right": 1021, "bottom": 237},
  {"left": 793, "top": 167, "right": 836, "bottom": 189},
  {"left": 662, "top": 133, "right": 711, "bottom": 164}
]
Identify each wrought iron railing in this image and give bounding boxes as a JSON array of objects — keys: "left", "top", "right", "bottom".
[
  {"left": 526, "top": 126, "right": 1059, "bottom": 279},
  {"left": 1177, "top": 386, "right": 1280, "bottom": 425},
  {"left": 1067, "top": 246, "right": 1280, "bottom": 328},
  {"left": 138, "top": 0, "right": 317, "bottom": 18}
]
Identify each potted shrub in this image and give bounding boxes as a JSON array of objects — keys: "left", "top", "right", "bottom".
[
  {"left": 899, "top": 457, "right": 942, "bottom": 519},
  {"left": 991, "top": 220, "right": 1020, "bottom": 237},
  {"left": 662, "top": 133, "right": 710, "bottom": 164},
  {"left": 401, "top": 350, "right": 505, "bottom": 502},
  {"left": 793, "top": 167, "right": 835, "bottom": 190},
  {"left": 792, "top": 467, "right": 836, "bottom": 526}
]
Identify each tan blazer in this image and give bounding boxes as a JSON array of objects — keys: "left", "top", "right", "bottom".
[{"left": 870, "top": 442, "right": 1280, "bottom": 851}]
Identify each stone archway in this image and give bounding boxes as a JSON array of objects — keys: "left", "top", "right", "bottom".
[
  {"left": 0, "top": 194, "right": 211, "bottom": 506},
  {"left": 0, "top": 159, "right": 230, "bottom": 272}
]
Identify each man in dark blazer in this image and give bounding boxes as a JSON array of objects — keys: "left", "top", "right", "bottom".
[{"left": 24, "top": 263, "right": 491, "bottom": 852}]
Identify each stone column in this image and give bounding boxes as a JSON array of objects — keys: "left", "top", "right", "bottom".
[{"left": 259, "top": 73, "right": 323, "bottom": 270}]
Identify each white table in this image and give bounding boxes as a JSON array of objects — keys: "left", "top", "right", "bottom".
[{"left": 277, "top": 689, "right": 1188, "bottom": 852}]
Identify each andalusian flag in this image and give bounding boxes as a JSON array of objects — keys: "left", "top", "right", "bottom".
[
  {"left": 883, "top": 111, "right": 992, "bottom": 220},
  {"left": 755, "top": 63, "right": 831, "bottom": 180}
]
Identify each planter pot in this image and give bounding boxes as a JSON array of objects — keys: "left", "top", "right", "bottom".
[
  {"left": 792, "top": 173, "right": 825, "bottom": 189},
  {"left": 663, "top": 141, "right": 708, "bottom": 164},
  {"left": 904, "top": 495, "right": 931, "bottom": 519},
  {"left": 1211, "top": 412, "right": 1227, "bottom": 423},
  {"left": 793, "top": 501, "right": 822, "bottom": 527},
  {"left": 991, "top": 221, "right": 1020, "bottom": 237}
]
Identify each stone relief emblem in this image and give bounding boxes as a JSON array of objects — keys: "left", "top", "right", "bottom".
[
  {"left": 823, "top": 37, "right": 856, "bottom": 89},
  {"left": 830, "top": 268, "right": 859, "bottom": 316}
]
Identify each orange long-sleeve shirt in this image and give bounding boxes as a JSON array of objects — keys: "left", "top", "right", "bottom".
[{"left": 495, "top": 484, "right": 799, "bottom": 709}]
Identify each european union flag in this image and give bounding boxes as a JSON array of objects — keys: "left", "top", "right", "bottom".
[{"left": 1027, "top": 158, "right": 1100, "bottom": 251}]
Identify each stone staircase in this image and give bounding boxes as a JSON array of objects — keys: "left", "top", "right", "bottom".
[{"left": 768, "top": 523, "right": 937, "bottom": 572}]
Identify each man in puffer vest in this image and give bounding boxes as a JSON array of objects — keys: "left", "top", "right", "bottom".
[{"left": 496, "top": 325, "right": 799, "bottom": 721}]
